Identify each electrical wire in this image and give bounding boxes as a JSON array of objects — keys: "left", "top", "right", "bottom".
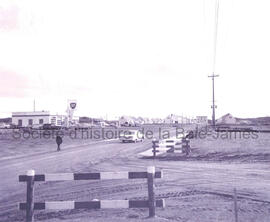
[{"left": 213, "top": 0, "right": 220, "bottom": 74}]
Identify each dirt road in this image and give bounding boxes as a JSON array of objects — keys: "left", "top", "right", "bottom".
[{"left": 1, "top": 135, "right": 270, "bottom": 221}]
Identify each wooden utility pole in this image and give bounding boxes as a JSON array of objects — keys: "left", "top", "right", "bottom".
[
  {"left": 208, "top": 74, "right": 219, "bottom": 127},
  {"left": 208, "top": 0, "right": 220, "bottom": 128}
]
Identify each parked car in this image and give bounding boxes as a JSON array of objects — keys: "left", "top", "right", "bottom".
[
  {"left": 42, "top": 124, "right": 61, "bottom": 130},
  {"left": 119, "top": 130, "right": 144, "bottom": 143},
  {"left": 31, "top": 124, "right": 43, "bottom": 130},
  {"left": 0, "top": 123, "right": 10, "bottom": 129}
]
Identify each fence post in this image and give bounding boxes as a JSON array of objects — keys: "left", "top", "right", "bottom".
[
  {"left": 147, "top": 166, "right": 156, "bottom": 217},
  {"left": 152, "top": 139, "right": 157, "bottom": 158},
  {"left": 26, "top": 170, "right": 35, "bottom": 222},
  {"left": 182, "top": 138, "right": 190, "bottom": 156},
  {"left": 233, "top": 188, "right": 238, "bottom": 222},
  {"left": 171, "top": 145, "right": 175, "bottom": 153}
]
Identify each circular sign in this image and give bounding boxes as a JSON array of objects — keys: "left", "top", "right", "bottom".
[{"left": 70, "top": 102, "right": 77, "bottom": 109}]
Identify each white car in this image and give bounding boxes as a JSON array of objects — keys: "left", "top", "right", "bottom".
[
  {"left": 31, "top": 124, "right": 43, "bottom": 130},
  {"left": 119, "top": 130, "right": 144, "bottom": 143}
]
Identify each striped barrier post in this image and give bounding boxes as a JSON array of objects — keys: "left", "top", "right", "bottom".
[
  {"left": 26, "top": 170, "right": 35, "bottom": 222},
  {"left": 18, "top": 167, "right": 164, "bottom": 221},
  {"left": 152, "top": 139, "right": 158, "bottom": 158},
  {"left": 147, "top": 166, "right": 155, "bottom": 217}
]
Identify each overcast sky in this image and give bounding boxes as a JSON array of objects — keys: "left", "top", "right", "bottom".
[{"left": 0, "top": 0, "right": 269, "bottom": 119}]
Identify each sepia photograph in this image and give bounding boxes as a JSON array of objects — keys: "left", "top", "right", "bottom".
[{"left": 1, "top": 0, "right": 270, "bottom": 221}]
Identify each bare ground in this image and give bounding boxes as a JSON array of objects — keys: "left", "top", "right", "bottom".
[{"left": 1, "top": 127, "right": 270, "bottom": 221}]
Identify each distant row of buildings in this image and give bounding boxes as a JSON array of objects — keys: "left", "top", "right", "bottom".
[
  {"left": 118, "top": 115, "right": 208, "bottom": 126},
  {"left": 9, "top": 111, "right": 208, "bottom": 128},
  {"left": 2, "top": 111, "right": 266, "bottom": 128}
]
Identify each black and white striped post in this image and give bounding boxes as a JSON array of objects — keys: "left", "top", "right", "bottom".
[
  {"left": 26, "top": 170, "right": 35, "bottom": 222},
  {"left": 152, "top": 139, "right": 158, "bottom": 158},
  {"left": 147, "top": 166, "right": 156, "bottom": 217}
]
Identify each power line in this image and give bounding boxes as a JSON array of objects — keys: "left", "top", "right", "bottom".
[
  {"left": 209, "top": 0, "right": 220, "bottom": 127},
  {"left": 213, "top": 0, "right": 220, "bottom": 73}
]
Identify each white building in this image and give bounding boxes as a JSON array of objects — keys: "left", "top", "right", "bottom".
[
  {"left": 216, "top": 113, "right": 237, "bottom": 125},
  {"left": 196, "top": 116, "right": 208, "bottom": 125},
  {"left": 164, "top": 114, "right": 191, "bottom": 124},
  {"left": 12, "top": 111, "right": 68, "bottom": 127},
  {"left": 50, "top": 115, "right": 66, "bottom": 126},
  {"left": 12, "top": 111, "right": 50, "bottom": 127},
  {"left": 164, "top": 114, "right": 176, "bottom": 124},
  {"left": 119, "top": 116, "right": 135, "bottom": 126}
]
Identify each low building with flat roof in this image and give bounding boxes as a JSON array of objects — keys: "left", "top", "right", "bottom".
[{"left": 12, "top": 111, "right": 50, "bottom": 127}]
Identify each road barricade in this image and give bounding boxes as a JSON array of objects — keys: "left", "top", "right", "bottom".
[{"left": 152, "top": 137, "right": 191, "bottom": 157}]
